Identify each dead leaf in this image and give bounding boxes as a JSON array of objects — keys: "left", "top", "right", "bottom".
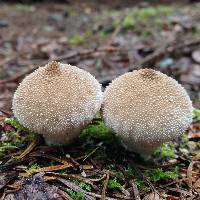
[
  {"left": 187, "top": 161, "right": 197, "bottom": 187},
  {"left": 189, "top": 123, "right": 200, "bottom": 139},
  {"left": 193, "top": 178, "right": 200, "bottom": 192},
  {"left": 143, "top": 192, "right": 162, "bottom": 200},
  {"left": 193, "top": 152, "right": 200, "bottom": 161}
]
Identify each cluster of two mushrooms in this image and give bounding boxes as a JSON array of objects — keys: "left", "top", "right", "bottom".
[{"left": 12, "top": 61, "right": 193, "bottom": 156}]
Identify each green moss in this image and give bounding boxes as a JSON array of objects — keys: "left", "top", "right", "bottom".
[
  {"left": 154, "top": 143, "right": 176, "bottom": 159},
  {"left": 26, "top": 163, "right": 41, "bottom": 173},
  {"left": 0, "top": 142, "right": 18, "bottom": 157},
  {"left": 134, "top": 179, "right": 146, "bottom": 189},
  {"left": 115, "top": 171, "right": 124, "bottom": 179},
  {"left": 193, "top": 27, "right": 200, "bottom": 37},
  {"left": 136, "top": 6, "right": 173, "bottom": 18},
  {"left": 122, "top": 15, "right": 136, "bottom": 30},
  {"left": 126, "top": 164, "right": 136, "bottom": 177},
  {"left": 15, "top": 4, "right": 35, "bottom": 12},
  {"left": 65, "top": 189, "right": 84, "bottom": 200},
  {"left": 180, "top": 133, "right": 189, "bottom": 148},
  {"left": 0, "top": 118, "right": 37, "bottom": 158},
  {"left": 80, "top": 120, "right": 114, "bottom": 141},
  {"left": 5, "top": 118, "right": 27, "bottom": 132},
  {"left": 121, "top": 5, "right": 173, "bottom": 30},
  {"left": 193, "top": 108, "right": 200, "bottom": 121},
  {"left": 141, "top": 31, "right": 152, "bottom": 38},
  {"left": 69, "top": 34, "right": 85, "bottom": 45},
  {"left": 74, "top": 180, "right": 91, "bottom": 192},
  {"left": 145, "top": 167, "right": 179, "bottom": 182},
  {"left": 108, "top": 177, "right": 121, "bottom": 189}
]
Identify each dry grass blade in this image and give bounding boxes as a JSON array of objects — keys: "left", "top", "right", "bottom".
[
  {"left": 193, "top": 153, "right": 200, "bottom": 161},
  {"left": 57, "top": 189, "right": 74, "bottom": 200},
  {"left": 56, "top": 177, "right": 98, "bottom": 200},
  {"left": 45, "top": 172, "right": 98, "bottom": 190},
  {"left": 20, "top": 163, "right": 73, "bottom": 177},
  {"left": 83, "top": 146, "right": 101, "bottom": 161},
  {"left": 12, "top": 139, "right": 39, "bottom": 160},
  {"left": 30, "top": 153, "right": 73, "bottom": 165},
  {"left": 187, "top": 161, "right": 197, "bottom": 188},
  {"left": 49, "top": 176, "right": 117, "bottom": 200},
  {"left": 131, "top": 181, "right": 141, "bottom": 200},
  {"left": 0, "top": 158, "right": 33, "bottom": 173},
  {"left": 0, "top": 46, "right": 120, "bottom": 85},
  {"left": 101, "top": 171, "right": 110, "bottom": 200}
]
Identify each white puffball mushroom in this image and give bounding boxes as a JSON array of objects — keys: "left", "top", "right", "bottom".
[
  {"left": 102, "top": 69, "right": 193, "bottom": 155},
  {"left": 12, "top": 61, "right": 102, "bottom": 146}
]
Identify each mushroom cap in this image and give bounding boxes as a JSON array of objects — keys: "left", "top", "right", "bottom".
[
  {"left": 102, "top": 69, "right": 193, "bottom": 155},
  {"left": 12, "top": 61, "right": 102, "bottom": 145}
]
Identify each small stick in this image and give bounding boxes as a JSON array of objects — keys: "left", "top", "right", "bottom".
[
  {"left": 12, "top": 138, "right": 39, "bottom": 160},
  {"left": 101, "top": 171, "right": 110, "bottom": 200},
  {"left": 131, "top": 181, "right": 141, "bottom": 200}
]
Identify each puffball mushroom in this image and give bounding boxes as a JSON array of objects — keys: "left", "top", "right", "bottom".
[
  {"left": 102, "top": 69, "right": 193, "bottom": 155},
  {"left": 12, "top": 61, "right": 102, "bottom": 146}
]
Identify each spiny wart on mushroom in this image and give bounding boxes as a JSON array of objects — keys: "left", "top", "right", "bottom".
[
  {"left": 12, "top": 61, "right": 103, "bottom": 146},
  {"left": 102, "top": 69, "right": 193, "bottom": 156}
]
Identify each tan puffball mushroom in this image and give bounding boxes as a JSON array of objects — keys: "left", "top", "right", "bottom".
[
  {"left": 102, "top": 69, "right": 193, "bottom": 155},
  {"left": 12, "top": 61, "right": 102, "bottom": 146}
]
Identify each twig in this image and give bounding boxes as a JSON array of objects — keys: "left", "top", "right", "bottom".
[
  {"left": 0, "top": 66, "right": 36, "bottom": 84},
  {"left": 55, "top": 177, "right": 117, "bottom": 200},
  {"left": 0, "top": 46, "right": 121, "bottom": 85},
  {"left": 83, "top": 145, "right": 102, "bottom": 162},
  {"left": 187, "top": 161, "right": 197, "bottom": 188},
  {"left": 45, "top": 172, "right": 98, "bottom": 190},
  {"left": 0, "top": 109, "right": 12, "bottom": 116},
  {"left": 101, "top": 171, "right": 110, "bottom": 200},
  {"left": 29, "top": 153, "right": 73, "bottom": 165},
  {"left": 129, "top": 38, "right": 200, "bottom": 71},
  {"left": 0, "top": 158, "right": 33, "bottom": 173},
  {"left": 128, "top": 158, "right": 158, "bottom": 194},
  {"left": 11, "top": 138, "right": 39, "bottom": 160},
  {"left": 57, "top": 189, "right": 74, "bottom": 200},
  {"left": 20, "top": 163, "right": 73, "bottom": 177},
  {"left": 107, "top": 21, "right": 123, "bottom": 46},
  {"left": 100, "top": 38, "right": 200, "bottom": 86},
  {"left": 131, "top": 181, "right": 141, "bottom": 200},
  {"left": 160, "top": 186, "right": 194, "bottom": 196}
]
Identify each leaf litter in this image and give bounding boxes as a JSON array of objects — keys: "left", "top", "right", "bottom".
[{"left": 0, "top": 1, "right": 200, "bottom": 200}]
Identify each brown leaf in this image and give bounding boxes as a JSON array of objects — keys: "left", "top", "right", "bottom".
[
  {"left": 193, "top": 178, "right": 200, "bottom": 192},
  {"left": 189, "top": 123, "right": 200, "bottom": 139},
  {"left": 143, "top": 193, "right": 162, "bottom": 200},
  {"left": 193, "top": 152, "right": 200, "bottom": 161}
]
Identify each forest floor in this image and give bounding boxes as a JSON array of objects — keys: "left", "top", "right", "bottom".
[{"left": 0, "top": 1, "right": 200, "bottom": 200}]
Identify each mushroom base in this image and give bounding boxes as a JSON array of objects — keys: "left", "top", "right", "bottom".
[
  {"left": 121, "top": 138, "right": 162, "bottom": 156},
  {"left": 42, "top": 126, "right": 83, "bottom": 146}
]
